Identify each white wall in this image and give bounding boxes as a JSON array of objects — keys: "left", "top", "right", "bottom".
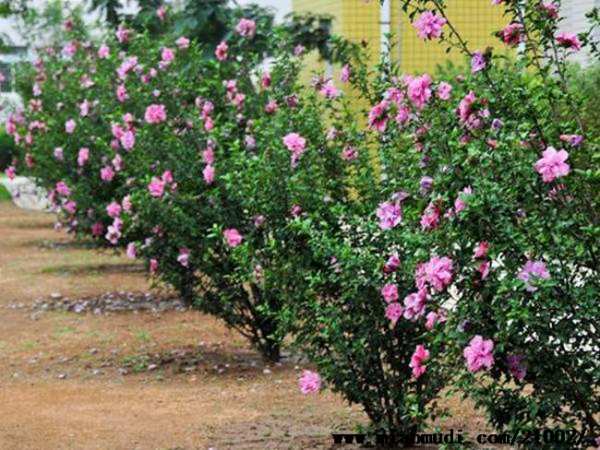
[{"left": 560, "top": 0, "right": 599, "bottom": 66}]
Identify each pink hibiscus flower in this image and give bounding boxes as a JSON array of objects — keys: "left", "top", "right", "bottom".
[
  {"left": 463, "top": 335, "right": 494, "bottom": 373},
  {"left": 534, "top": 147, "right": 570, "bottom": 182},
  {"left": 298, "top": 370, "right": 321, "bottom": 394}
]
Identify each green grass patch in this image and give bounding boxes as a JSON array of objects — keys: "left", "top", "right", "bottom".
[{"left": 0, "top": 183, "right": 11, "bottom": 202}]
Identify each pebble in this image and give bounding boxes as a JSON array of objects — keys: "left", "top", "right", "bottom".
[{"left": 30, "top": 291, "right": 187, "bottom": 315}]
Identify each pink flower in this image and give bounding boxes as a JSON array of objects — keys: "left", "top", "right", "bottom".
[
  {"left": 5, "top": 165, "right": 16, "bottom": 180},
  {"left": 120, "top": 130, "right": 135, "bottom": 151},
  {"left": 265, "top": 99, "right": 278, "bottom": 114},
  {"left": 62, "top": 41, "right": 77, "bottom": 58},
  {"left": 471, "top": 51, "right": 486, "bottom": 73},
  {"left": 106, "top": 201, "right": 122, "bottom": 218},
  {"left": 385, "top": 303, "right": 404, "bottom": 324},
  {"left": 79, "top": 100, "right": 90, "bottom": 117},
  {"left": 473, "top": 241, "right": 489, "bottom": 259},
  {"left": 122, "top": 195, "right": 132, "bottom": 212},
  {"left": 235, "top": 18, "right": 256, "bottom": 38},
  {"left": 413, "top": 11, "right": 447, "bottom": 40},
  {"left": 409, "top": 345, "right": 430, "bottom": 379},
  {"left": 534, "top": 147, "right": 570, "bottom": 182},
  {"left": 176, "top": 37, "right": 190, "bottom": 49},
  {"left": 368, "top": 100, "right": 389, "bottom": 132},
  {"left": 215, "top": 41, "right": 228, "bottom": 61},
  {"left": 383, "top": 254, "right": 400, "bottom": 274},
  {"left": 283, "top": 133, "right": 306, "bottom": 152},
  {"left": 223, "top": 228, "right": 243, "bottom": 247},
  {"left": 437, "top": 82, "right": 452, "bottom": 100},
  {"left": 415, "top": 256, "right": 453, "bottom": 292},
  {"left": 298, "top": 370, "right": 321, "bottom": 394},
  {"left": 407, "top": 74, "right": 432, "bottom": 109},
  {"left": 283, "top": 133, "right": 307, "bottom": 167},
  {"left": 116, "top": 25, "right": 129, "bottom": 43},
  {"left": 425, "top": 311, "right": 444, "bottom": 330},
  {"left": 145, "top": 104, "right": 167, "bottom": 124},
  {"left": 507, "top": 354, "right": 526, "bottom": 381},
  {"left": 105, "top": 224, "right": 121, "bottom": 245},
  {"left": 518, "top": 260, "right": 550, "bottom": 292},
  {"left": 116, "top": 84, "right": 128, "bottom": 102},
  {"left": 126, "top": 242, "right": 137, "bottom": 259},
  {"left": 63, "top": 200, "right": 77, "bottom": 215},
  {"left": 100, "top": 166, "right": 115, "bottom": 182},
  {"left": 464, "top": 335, "right": 494, "bottom": 373},
  {"left": 381, "top": 283, "right": 399, "bottom": 303},
  {"left": 556, "top": 32, "right": 581, "bottom": 51},
  {"left": 341, "top": 146, "right": 358, "bottom": 161},
  {"left": 559, "top": 134, "right": 583, "bottom": 147},
  {"left": 157, "top": 6, "right": 167, "bottom": 21},
  {"left": 541, "top": 2, "right": 559, "bottom": 19},
  {"left": 203, "top": 164, "right": 215, "bottom": 185},
  {"left": 148, "top": 177, "right": 166, "bottom": 198},
  {"left": 290, "top": 205, "right": 302, "bottom": 218},
  {"left": 340, "top": 64, "right": 350, "bottom": 83},
  {"left": 420, "top": 203, "right": 440, "bottom": 230},
  {"left": 261, "top": 71, "right": 271, "bottom": 89},
  {"left": 55, "top": 181, "right": 70, "bottom": 196},
  {"left": 149, "top": 259, "right": 159, "bottom": 274},
  {"left": 477, "top": 261, "right": 491, "bottom": 280},
  {"left": 454, "top": 187, "right": 472, "bottom": 214},
  {"left": 403, "top": 289, "right": 427, "bottom": 320},
  {"left": 376, "top": 201, "right": 402, "bottom": 230},
  {"left": 202, "top": 148, "right": 215, "bottom": 164},
  {"left": 98, "top": 44, "right": 110, "bottom": 58},
  {"left": 458, "top": 91, "right": 476, "bottom": 124},
  {"left": 319, "top": 80, "right": 340, "bottom": 99},
  {"left": 177, "top": 248, "right": 190, "bottom": 267},
  {"left": 113, "top": 153, "right": 123, "bottom": 170},
  {"left": 91, "top": 222, "right": 104, "bottom": 237},
  {"left": 161, "top": 47, "right": 175, "bottom": 64},
  {"left": 161, "top": 170, "right": 173, "bottom": 184},
  {"left": 502, "top": 23, "right": 524, "bottom": 46},
  {"left": 65, "top": 119, "right": 76, "bottom": 134},
  {"left": 77, "top": 147, "right": 89, "bottom": 167}
]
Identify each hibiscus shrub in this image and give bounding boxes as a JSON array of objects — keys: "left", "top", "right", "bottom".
[
  {"left": 110, "top": 25, "right": 354, "bottom": 361},
  {"left": 8, "top": 8, "right": 348, "bottom": 361},
  {"left": 288, "top": 0, "right": 598, "bottom": 443}
]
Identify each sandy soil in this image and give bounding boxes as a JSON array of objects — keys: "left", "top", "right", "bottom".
[{"left": 0, "top": 202, "right": 489, "bottom": 450}]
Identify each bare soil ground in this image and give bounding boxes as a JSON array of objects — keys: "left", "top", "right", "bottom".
[{"left": 0, "top": 202, "right": 490, "bottom": 450}]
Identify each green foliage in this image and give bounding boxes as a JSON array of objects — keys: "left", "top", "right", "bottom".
[{"left": 0, "top": 131, "right": 15, "bottom": 170}]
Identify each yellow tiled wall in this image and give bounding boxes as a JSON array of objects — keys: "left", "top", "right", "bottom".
[
  {"left": 392, "top": 0, "right": 507, "bottom": 74},
  {"left": 293, "top": 0, "right": 508, "bottom": 74}
]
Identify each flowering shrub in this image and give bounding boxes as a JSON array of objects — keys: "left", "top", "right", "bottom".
[
  {"left": 8, "top": 8, "right": 347, "bottom": 362},
  {"left": 287, "top": 0, "right": 598, "bottom": 441},
  {"left": 7, "top": 0, "right": 599, "bottom": 441},
  {"left": 120, "top": 33, "right": 357, "bottom": 361}
]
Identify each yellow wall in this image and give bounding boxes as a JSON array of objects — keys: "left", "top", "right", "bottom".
[
  {"left": 293, "top": 0, "right": 508, "bottom": 74},
  {"left": 393, "top": 0, "right": 507, "bottom": 73}
]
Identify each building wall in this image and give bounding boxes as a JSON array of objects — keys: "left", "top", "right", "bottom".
[
  {"left": 392, "top": 0, "right": 507, "bottom": 74},
  {"left": 293, "top": 0, "right": 508, "bottom": 74},
  {"left": 560, "top": 0, "right": 599, "bottom": 67}
]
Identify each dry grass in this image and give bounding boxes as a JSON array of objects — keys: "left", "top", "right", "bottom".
[{"left": 0, "top": 202, "right": 492, "bottom": 450}]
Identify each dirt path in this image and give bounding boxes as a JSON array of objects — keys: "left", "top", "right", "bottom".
[{"left": 0, "top": 202, "right": 487, "bottom": 450}]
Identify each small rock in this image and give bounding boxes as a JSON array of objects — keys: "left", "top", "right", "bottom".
[
  {"left": 118, "top": 368, "right": 128, "bottom": 375},
  {"left": 57, "top": 373, "right": 67, "bottom": 379},
  {"left": 263, "top": 368, "right": 272, "bottom": 375},
  {"left": 147, "top": 364, "right": 158, "bottom": 371},
  {"left": 50, "top": 292, "right": 62, "bottom": 300}
]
